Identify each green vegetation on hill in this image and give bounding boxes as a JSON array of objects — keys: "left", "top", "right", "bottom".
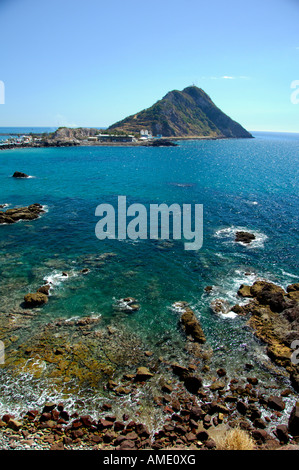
[{"left": 108, "top": 86, "right": 253, "bottom": 139}]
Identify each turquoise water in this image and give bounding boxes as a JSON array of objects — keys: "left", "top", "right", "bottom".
[{"left": 0, "top": 132, "right": 298, "bottom": 412}]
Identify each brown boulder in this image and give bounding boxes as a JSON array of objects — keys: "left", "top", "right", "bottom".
[
  {"left": 287, "top": 283, "right": 299, "bottom": 293},
  {"left": 237, "top": 284, "right": 253, "bottom": 298},
  {"left": 180, "top": 307, "right": 206, "bottom": 343},
  {"left": 24, "top": 292, "right": 48, "bottom": 308},
  {"left": 37, "top": 284, "right": 51, "bottom": 295},
  {"left": 267, "top": 396, "right": 285, "bottom": 412},
  {"left": 134, "top": 367, "right": 153, "bottom": 381}
]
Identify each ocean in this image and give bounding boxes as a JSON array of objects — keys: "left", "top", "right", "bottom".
[{"left": 0, "top": 130, "right": 298, "bottom": 423}]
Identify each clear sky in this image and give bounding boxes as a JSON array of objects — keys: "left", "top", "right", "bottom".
[{"left": 0, "top": 0, "right": 298, "bottom": 132}]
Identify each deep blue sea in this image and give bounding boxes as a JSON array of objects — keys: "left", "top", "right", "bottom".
[{"left": 0, "top": 130, "right": 298, "bottom": 415}]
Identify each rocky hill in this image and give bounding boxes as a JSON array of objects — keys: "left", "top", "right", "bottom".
[
  {"left": 48, "top": 127, "right": 101, "bottom": 142},
  {"left": 108, "top": 86, "right": 252, "bottom": 139}
]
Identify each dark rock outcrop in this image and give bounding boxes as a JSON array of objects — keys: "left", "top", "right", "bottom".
[
  {"left": 235, "top": 231, "right": 256, "bottom": 244},
  {"left": 288, "top": 402, "right": 299, "bottom": 436},
  {"left": 12, "top": 171, "right": 29, "bottom": 178}
]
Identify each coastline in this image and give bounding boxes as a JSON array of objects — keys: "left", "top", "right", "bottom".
[
  {"left": 0, "top": 135, "right": 254, "bottom": 151},
  {"left": 0, "top": 133, "right": 298, "bottom": 451},
  {"left": 0, "top": 275, "right": 298, "bottom": 451}
]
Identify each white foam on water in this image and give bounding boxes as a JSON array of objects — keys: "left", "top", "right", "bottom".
[
  {"left": 214, "top": 225, "right": 268, "bottom": 249},
  {"left": 281, "top": 270, "right": 299, "bottom": 280},
  {"left": 170, "top": 301, "right": 189, "bottom": 315},
  {"left": 42, "top": 269, "right": 77, "bottom": 293}
]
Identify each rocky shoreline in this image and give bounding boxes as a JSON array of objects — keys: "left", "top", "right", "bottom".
[
  {"left": 0, "top": 203, "right": 45, "bottom": 225},
  {"left": 0, "top": 279, "right": 299, "bottom": 451},
  {"left": 232, "top": 280, "right": 299, "bottom": 391}
]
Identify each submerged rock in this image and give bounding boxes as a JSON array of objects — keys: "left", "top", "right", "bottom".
[
  {"left": 113, "top": 297, "right": 140, "bottom": 313},
  {"left": 210, "top": 298, "right": 230, "bottom": 315}
]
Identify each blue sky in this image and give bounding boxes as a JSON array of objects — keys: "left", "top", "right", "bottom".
[{"left": 0, "top": 0, "right": 298, "bottom": 131}]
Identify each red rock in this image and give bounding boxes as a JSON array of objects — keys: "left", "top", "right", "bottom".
[
  {"left": 98, "top": 418, "right": 114, "bottom": 430},
  {"left": 186, "top": 432, "right": 197, "bottom": 442},
  {"left": 288, "top": 402, "right": 299, "bottom": 436},
  {"left": 26, "top": 410, "right": 39, "bottom": 419},
  {"left": 275, "top": 424, "right": 289, "bottom": 443},
  {"left": 42, "top": 402, "right": 56, "bottom": 413},
  {"left": 105, "top": 415, "right": 116, "bottom": 422},
  {"left": 50, "top": 442, "right": 64, "bottom": 451},
  {"left": 101, "top": 403, "right": 112, "bottom": 411},
  {"left": 72, "top": 429, "right": 84, "bottom": 439},
  {"left": 114, "top": 421, "right": 125, "bottom": 432},
  {"left": 205, "top": 438, "right": 216, "bottom": 449},
  {"left": 51, "top": 410, "right": 60, "bottom": 421},
  {"left": 90, "top": 434, "right": 103, "bottom": 443},
  {"left": 118, "top": 440, "right": 136, "bottom": 450},
  {"left": 63, "top": 436, "right": 73, "bottom": 445},
  {"left": 114, "top": 435, "right": 127, "bottom": 446},
  {"left": 251, "top": 429, "right": 269, "bottom": 442},
  {"left": 2, "top": 414, "right": 14, "bottom": 423},
  {"left": 136, "top": 423, "right": 150, "bottom": 437},
  {"left": 80, "top": 415, "right": 93, "bottom": 427},
  {"left": 59, "top": 410, "right": 70, "bottom": 421},
  {"left": 267, "top": 396, "right": 286, "bottom": 412},
  {"left": 71, "top": 419, "right": 83, "bottom": 429},
  {"left": 40, "top": 412, "right": 52, "bottom": 423},
  {"left": 103, "top": 431, "right": 117, "bottom": 443},
  {"left": 125, "top": 431, "right": 139, "bottom": 440}
]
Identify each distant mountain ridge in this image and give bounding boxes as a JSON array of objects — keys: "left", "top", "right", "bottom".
[{"left": 108, "top": 86, "right": 252, "bottom": 139}]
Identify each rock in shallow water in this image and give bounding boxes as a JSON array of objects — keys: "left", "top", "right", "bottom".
[
  {"left": 24, "top": 292, "right": 48, "bottom": 308},
  {"left": 0, "top": 203, "right": 44, "bottom": 225}
]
